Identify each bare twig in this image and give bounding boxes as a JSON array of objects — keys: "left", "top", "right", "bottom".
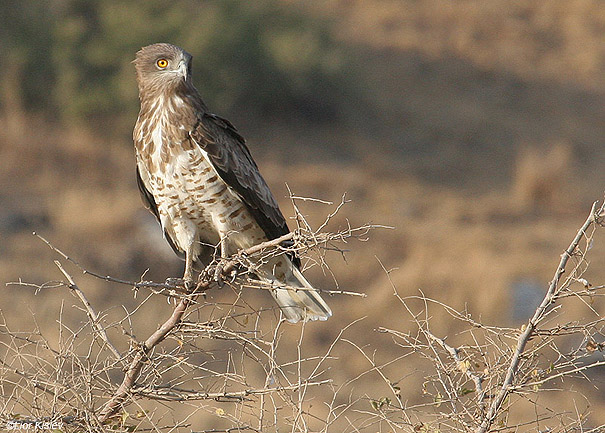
[
  {"left": 97, "top": 296, "right": 193, "bottom": 422},
  {"left": 54, "top": 260, "right": 122, "bottom": 360},
  {"left": 475, "top": 201, "right": 603, "bottom": 433},
  {"left": 134, "top": 379, "right": 331, "bottom": 401},
  {"left": 3, "top": 193, "right": 379, "bottom": 432},
  {"left": 425, "top": 330, "right": 486, "bottom": 415}
]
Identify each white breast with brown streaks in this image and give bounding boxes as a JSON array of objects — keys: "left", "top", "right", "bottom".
[{"left": 136, "top": 97, "right": 267, "bottom": 261}]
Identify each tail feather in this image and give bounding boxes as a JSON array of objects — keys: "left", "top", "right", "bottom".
[{"left": 263, "top": 259, "right": 332, "bottom": 323}]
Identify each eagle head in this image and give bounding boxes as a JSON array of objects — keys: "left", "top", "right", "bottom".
[{"left": 134, "top": 43, "right": 193, "bottom": 96}]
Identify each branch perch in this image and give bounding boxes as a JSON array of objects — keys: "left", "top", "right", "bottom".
[
  {"left": 97, "top": 296, "right": 192, "bottom": 422},
  {"left": 96, "top": 229, "right": 344, "bottom": 422}
]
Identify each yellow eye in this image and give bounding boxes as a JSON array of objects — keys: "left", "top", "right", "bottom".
[{"left": 156, "top": 58, "right": 168, "bottom": 68}]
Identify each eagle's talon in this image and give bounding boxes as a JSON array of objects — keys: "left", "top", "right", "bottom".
[
  {"left": 165, "top": 277, "right": 185, "bottom": 288},
  {"left": 213, "top": 263, "right": 225, "bottom": 288},
  {"left": 183, "top": 278, "right": 195, "bottom": 292},
  {"left": 165, "top": 277, "right": 195, "bottom": 292}
]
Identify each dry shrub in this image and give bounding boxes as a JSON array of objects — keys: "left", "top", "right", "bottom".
[{"left": 2, "top": 199, "right": 605, "bottom": 432}]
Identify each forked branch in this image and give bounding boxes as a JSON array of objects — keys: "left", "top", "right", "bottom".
[
  {"left": 475, "top": 201, "right": 604, "bottom": 433},
  {"left": 96, "top": 225, "right": 366, "bottom": 423},
  {"left": 97, "top": 296, "right": 193, "bottom": 422}
]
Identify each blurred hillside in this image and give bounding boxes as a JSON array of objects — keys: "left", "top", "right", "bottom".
[{"left": 2, "top": 0, "right": 605, "bottom": 430}]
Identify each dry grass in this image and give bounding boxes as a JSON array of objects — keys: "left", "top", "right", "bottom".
[
  {"left": 2, "top": 116, "right": 604, "bottom": 430},
  {"left": 3, "top": 0, "right": 605, "bottom": 430},
  {"left": 304, "top": 0, "right": 605, "bottom": 90}
]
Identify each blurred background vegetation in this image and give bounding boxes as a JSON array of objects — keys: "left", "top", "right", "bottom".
[
  {"left": 1, "top": 0, "right": 349, "bottom": 129},
  {"left": 2, "top": 0, "right": 605, "bottom": 430}
]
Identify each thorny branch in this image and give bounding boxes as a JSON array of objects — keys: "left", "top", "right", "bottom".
[
  {"left": 97, "top": 296, "right": 194, "bottom": 422},
  {"left": 54, "top": 260, "right": 122, "bottom": 361},
  {"left": 3, "top": 198, "right": 605, "bottom": 432},
  {"left": 133, "top": 379, "right": 332, "bottom": 402},
  {"left": 371, "top": 200, "right": 605, "bottom": 432},
  {"left": 95, "top": 221, "right": 371, "bottom": 423},
  {"left": 3, "top": 196, "right": 375, "bottom": 430},
  {"left": 425, "top": 330, "right": 486, "bottom": 415},
  {"left": 23, "top": 224, "right": 377, "bottom": 299},
  {"left": 475, "top": 201, "right": 605, "bottom": 433}
]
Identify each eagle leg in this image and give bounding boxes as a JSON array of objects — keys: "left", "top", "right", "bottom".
[
  {"left": 183, "top": 244, "right": 195, "bottom": 291},
  {"left": 212, "top": 263, "right": 225, "bottom": 288},
  {"left": 212, "top": 233, "right": 229, "bottom": 288}
]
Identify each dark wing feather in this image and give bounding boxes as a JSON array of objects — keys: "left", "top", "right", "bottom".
[
  {"left": 189, "top": 113, "right": 300, "bottom": 267},
  {"left": 136, "top": 164, "right": 183, "bottom": 258}
]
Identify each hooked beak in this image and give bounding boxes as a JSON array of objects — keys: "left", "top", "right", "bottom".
[{"left": 177, "top": 59, "right": 188, "bottom": 79}]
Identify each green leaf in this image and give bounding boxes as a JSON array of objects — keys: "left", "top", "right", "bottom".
[
  {"left": 459, "top": 387, "right": 475, "bottom": 396},
  {"left": 370, "top": 396, "right": 391, "bottom": 411}
]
